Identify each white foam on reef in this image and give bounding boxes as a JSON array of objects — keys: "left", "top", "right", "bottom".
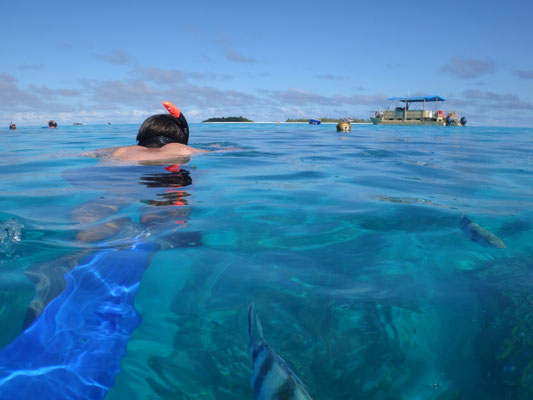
[{"left": 0, "top": 218, "right": 24, "bottom": 255}]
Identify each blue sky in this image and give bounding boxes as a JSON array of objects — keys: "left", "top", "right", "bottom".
[{"left": 1, "top": 0, "right": 532, "bottom": 126}]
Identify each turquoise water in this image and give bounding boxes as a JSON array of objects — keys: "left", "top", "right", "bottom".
[{"left": 0, "top": 123, "right": 532, "bottom": 399}]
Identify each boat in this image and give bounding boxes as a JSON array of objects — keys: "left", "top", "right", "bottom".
[
  {"left": 309, "top": 118, "right": 321, "bottom": 125},
  {"left": 371, "top": 95, "right": 466, "bottom": 126}
]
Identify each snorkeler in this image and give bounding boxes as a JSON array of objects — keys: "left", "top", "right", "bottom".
[
  {"left": 95, "top": 102, "right": 207, "bottom": 162},
  {"left": 9, "top": 122, "right": 16, "bottom": 130},
  {"left": 48, "top": 120, "right": 58, "bottom": 128}
]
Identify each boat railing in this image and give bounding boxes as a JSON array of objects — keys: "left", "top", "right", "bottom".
[
  {"left": 405, "top": 110, "right": 424, "bottom": 119},
  {"left": 382, "top": 110, "right": 402, "bottom": 120},
  {"left": 382, "top": 109, "right": 448, "bottom": 121},
  {"left": 383, "top": 110, "right": 425, "bottom": 120}
]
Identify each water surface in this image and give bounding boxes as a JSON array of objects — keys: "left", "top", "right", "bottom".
[{"left": 0, "top": 123, "right": 532, "bottom": 399}]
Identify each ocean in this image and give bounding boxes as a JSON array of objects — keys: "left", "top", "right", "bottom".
[{"left": 0, "top": 122, "right": 532, "bottom": 399}]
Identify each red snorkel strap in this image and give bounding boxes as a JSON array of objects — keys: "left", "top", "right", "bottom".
[{"left": 162, "top": 101, "right": 181, "bottom": 118}]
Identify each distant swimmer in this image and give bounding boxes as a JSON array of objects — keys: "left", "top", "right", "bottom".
[
  {"left": 248, "top": 304, "right": 313, "bottom": 400},
  {"left": 460, "top": 215, "right": 506, "bottom": 248},
  {"left": 336, "top": 121, "right": 351, "bottom": 132},
  {"left": 48, "top": 120, "right": 58, "bottom": 128},
  {"left": 92, "top": 101, "right": 207, "bottom": 162},
  {"left": 9, "top": 122, "right": 16, "bottom": 130}
]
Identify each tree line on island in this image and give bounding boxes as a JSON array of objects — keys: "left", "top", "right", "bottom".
[
  {"left": 202, "top": 116, "right": 253, "bottom": 122},
  {"left": 202, "top": 116, "right": 370, "bottom": 123}
]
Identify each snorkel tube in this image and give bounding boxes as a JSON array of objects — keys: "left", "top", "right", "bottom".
[
  {"left": 162, "top": 101, "right": 181, "bottom": 118},
  {"left": 162, "top": 100, "right": 189, "bottom": 144}
]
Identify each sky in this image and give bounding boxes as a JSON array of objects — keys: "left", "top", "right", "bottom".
[{"left": 1, "top": 0, "right": 533, "bottom": 126}]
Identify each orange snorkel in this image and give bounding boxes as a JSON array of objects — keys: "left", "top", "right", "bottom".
[{"left": 162, "top": 101, "right": 181, "bottom": 118}]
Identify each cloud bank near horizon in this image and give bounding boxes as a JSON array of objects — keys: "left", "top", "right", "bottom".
[{"left": 1, "top": 62, "right": 532, "bottom": 127}]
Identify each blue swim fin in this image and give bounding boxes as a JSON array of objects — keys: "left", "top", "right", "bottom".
[{"left": 0, "top": 241, "right": 157, "bottom": 399}]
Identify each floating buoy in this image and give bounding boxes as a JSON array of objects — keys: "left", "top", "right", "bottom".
[{"left": 336, "top": 121, "right": 351, "bottom": 132}]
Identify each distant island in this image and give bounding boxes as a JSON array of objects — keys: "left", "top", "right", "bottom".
[
  {"left": 203, "top": 116, "right": 254, "bottom": 122},
  {"left": 286, "top": 117, "right": 371, "bottom": 123}
]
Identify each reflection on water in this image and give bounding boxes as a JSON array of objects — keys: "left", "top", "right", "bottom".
[{"left": 139, "top": 166, "right": 192, "bottom": 207}]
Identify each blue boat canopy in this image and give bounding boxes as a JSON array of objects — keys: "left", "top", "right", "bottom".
[{"left": 387, "top": 95, "right": 446, "bottom": 103}]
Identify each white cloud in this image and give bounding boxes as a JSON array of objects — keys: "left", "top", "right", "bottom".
[
  {"left": 441, "top": 57, "right": 496, "bottom": 79},
  {"left": 90, "top": 49, "right": 138, "bottom": 65},
  {"left": 513, "top": 69, "right": 533, "bottom": 79}
]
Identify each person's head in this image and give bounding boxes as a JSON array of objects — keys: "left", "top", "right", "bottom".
[
  {"left": 48, "top": 120, "right": 57, "bottom": 128},
  {"left": 9, "top": 123, "right": 16, "bottom": 130},
  {"left": 136, "top": 113, "right": 189, "bottom": 148}
]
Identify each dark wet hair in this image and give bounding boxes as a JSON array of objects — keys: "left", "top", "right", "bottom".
[
  {"left": 136, "top": 113, "right": 189, "bottom": 148},
  {"left": 48, "top": 120, "right": 57, "bottom": 128}
]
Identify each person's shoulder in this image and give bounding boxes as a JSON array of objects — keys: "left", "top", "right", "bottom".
[
  {"left": 161, "top": 143, "right": 208, "bottom": 155},
  {"left": 112, "top": 145, "right": 142, "bottom": 156},
  {"left": 83, "top": 145, "right": 140, "bottom": 159}
]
